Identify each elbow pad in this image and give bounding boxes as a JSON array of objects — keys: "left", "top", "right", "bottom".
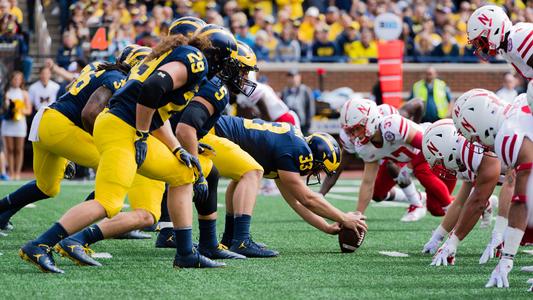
[
  {"left": 178, "top": 101, "right": 210, "bottom": 132},
  {"left": 137, "top": 70, "right": 173, "bottom": 109}
]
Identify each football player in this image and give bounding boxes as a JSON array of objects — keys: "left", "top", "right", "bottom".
[
  {"left": 19, "top": 24, "right": 239, "bottom": 272},
  {"left": 329, "top": 98, "right": 454, "bottom": 220},
  {"left": 0, "top": 44, "right": 151, "bottom": 231},
  {"left": 454, "top": 90, "right": 533, "bottom": 288},
  {"left": 321, "top": 101, "right": 427, "bottom": 222},
  {"left": 421, "top": 119, "right": 511, "bottom": 266}
]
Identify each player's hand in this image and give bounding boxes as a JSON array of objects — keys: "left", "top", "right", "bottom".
[
  {"left": 173, "top": 147, "right": 194, "bottom": 168},
  {"left": 422, "top": 237, "right": 441, "bottom": 255},
  {"left": 479, "top": 233, "right": 504, "bottom": 264},
  {"left": 431, "top": 241, "right": 456, "bottom": 266},
  {"left": 342, "top": 212, "right": 367, "bottom": 238},
  {"left": 325, "top": 222, "right": 341, "bottom": 235},
  {"left": 134, "top": 130, "right": 149, "bottom": 168},
  {"left": 396, "top": 165, "right": 412, "bottom": 185},
  {"left": 486, "top": 258, "right": 513, "bottom": 288},
  {"left": 198, "top": 143, "right": 216, "bottom": 158},
  {"left": 193, "top": 175, "right": 209, "bottom": 205}
]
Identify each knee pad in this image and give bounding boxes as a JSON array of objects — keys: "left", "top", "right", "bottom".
[{"left": 195, "top": 166, "right": 219, "bottom": 216}]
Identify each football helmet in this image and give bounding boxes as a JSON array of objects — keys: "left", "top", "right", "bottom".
[
  {"left": 168, "top": 16, "right": 206, "bottom": 37},
  {"left": 305, "top": 132, "right": 341, "bottom": 185},
  {"left": 453, "top": 88, "right": 500, "bottom": 136},
  {"left": 467, "top": 5, "right": 511, "bottom": 60},
  {"left": 194, "top": 25, "right": 239, "bottom": 82},
  {"left": 456, "top": 94, "right": 506, "bottom": 147},
  {"left": 422, "top": 119, "right": 464, "bottom": 179},
  {"left": 339, "top": 98, "right": 381, "bottom": 144},
  {"left": 118, "top": 44, "right": 152, "bottom": 68},
  {"left": 229, "top": 41, "right": 259, "bottom": 97}
]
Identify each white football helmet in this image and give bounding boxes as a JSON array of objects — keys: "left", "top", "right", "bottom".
[
  {"left": 467, "top": 5, "right": 512, "bottom": 60},
  {"left": 453, "top": 89, "right": 501, "bottom": 136},
  {"left": 456, "top": 95, "right": 507, "bottom": 147},
  {"left": 339, "top": 98, "right": 381, "bottom": 144},
  {"left": 422, "top": 119, "right": 465, "bottom": 179}
]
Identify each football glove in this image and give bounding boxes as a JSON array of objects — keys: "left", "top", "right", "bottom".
[
  {"left": 134, "top": 130, "right": 149, "bottom": 168},
  {"left": 198, "top": 143, "right": 216, "bottom": 158},
  {"left": 422, "top": 237, "right": 442, "bottom": 255},
  {"left": 173, "top": 147, "right": 194, "bottom": 168},
  {"left": 479, "top": 233, "right": 503, "bottom": 264},
  {"left": 193, "top": 175, "right": 209, "bottom": 205},
  {"left": 395, "top": 165, "right": 412, "bottom": 186},
  {"left": 486, "top": 257, "right": 513, "bottom": 288},
  {"left": 431, "top": 240, "right": 457, "bottom": 266}
]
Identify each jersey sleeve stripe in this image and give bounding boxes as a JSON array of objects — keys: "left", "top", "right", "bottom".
[
  {"left": 517, "top": 30, "right": 533, "bottom": 52},
  {"left": 501, "top": 135, "right": 510, "bottom": 166},
  {"left": 466, "top": 143, "right": 475, "bottom": 171},
  {"left": 508, "top": 134, "right": 518, "bottom": 164},
  {"left": 461, "top": 140, "right": 467, "bottom": 168},
  {"left": 399, "top": 116, "right": 405, "bottom": 135},
  {"left": 521, "top": 38, "right": 533, "bottom": 59}
]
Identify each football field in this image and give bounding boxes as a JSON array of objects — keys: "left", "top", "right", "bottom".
[{"left": 0, "top": 180, "right": 532, "bottom": 299}]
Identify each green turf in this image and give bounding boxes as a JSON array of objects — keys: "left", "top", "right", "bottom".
[{"left": 0, "top": 181, "right": 532, "bottom": 299}]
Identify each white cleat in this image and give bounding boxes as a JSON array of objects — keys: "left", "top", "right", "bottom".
[
  {"left": 480, "top": 195, "right": 498, "bottom": 229},
  {"left": 528, "top": 278, "right": 533, "bottom": 292},
  {"left": 522, "top": 266, "right": 533, "bottom": 272},
  {"left": 401, "top": 205, "right": 426, "bottom": 222}
]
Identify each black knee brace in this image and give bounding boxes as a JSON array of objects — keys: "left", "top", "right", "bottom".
[{"left": 195, "top": 166, "right": 219, "bottom": 216}]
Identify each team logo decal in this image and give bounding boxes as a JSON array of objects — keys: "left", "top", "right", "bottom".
[
  {"left": 507, "top": 38, "right": 513, "bottom": 52},
  {"left": 384, "top": 131, "right": 395, "bottom": 142}
]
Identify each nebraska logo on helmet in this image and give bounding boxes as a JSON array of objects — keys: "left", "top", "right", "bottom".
[
  {"left": 357, "top": 105, "right": 369, "bottom": 116},
  {"left": 426, "top": 141, "right": 439, "bottom": 156},
  {"left": 477, "top": 14, "right": 491, "bottom": 26},
  {"left": 461, "top": 118, "right": 476, "bottom": 133}
]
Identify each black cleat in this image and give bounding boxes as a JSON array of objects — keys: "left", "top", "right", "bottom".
[
  {"left": 54, "top": 238, "right": 102, "bottom": 266},
  {"left": 114, "top": 230, "right": 151, "bottom": 240},
  {"left": 0, "top": 220, "right": 14, "bottom": 231},
  {"left": 198, "top": 243, "right": 246, "bottom": 260},
  {"left": 19, "top": 242, "right": 64, "bottom": 273},
  {"left": 230, "top": 238, "right": 279, "bottom": 258},
  {"left": 155, "top": 228, "right": 176, "bottom": 248},
  {"left": 173, "top": 250, "right": 226, "bottom": 268},
  {"left": 143, "top": 223, "right": 159, "bottom": 232}
]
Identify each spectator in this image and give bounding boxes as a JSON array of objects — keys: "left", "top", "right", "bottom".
[
  {"left": 253, "top": 30, "right": 271, "bottom": 62},
  {"left": 414, "top": 33, "right": 434, "bottom": 57},
  {"left": 262, "top": 15, "right": 278, "bottom": 53},
  {"left": 410, "top": 66, "right": 453, "bottom": 123},
  {"left": 8, "top": 0, "right": 21, "bottom": 25},
  {"left": 276, "top": 0, "right": 304, "bottom": 20},
  {"left": 311, "top": 26, "right": 340, "bottom": 62},
  {"left": 28, "top": 67, "right": 60, "bottom": 111},
  {"left": 222, "top": 1, "right": 238, "bottom": 28},
  {"left": 174, "top": 0, "right": 193, "bottom": 18},
  {"left": 232, "top": 16, "right": 254, "bottom": 48},
  {"left": 325, "top": 6, "right": 343, "bottom": 41},
  {"left": 2, "top": 71, "right": 30, "bottom": 180},
  {"left": 345, "top": 28, "right": 377, "bottom": 64},
  {"left": 281, "top": 69, "right": 315, "bottom": 134},
  {"left": 431, "top": 27, "right": 460, "bottom": 59},
  {"left": 56, "top": 30, "right": 84, "bottom": 69},
  {"left": 496, "top": 72, "right": 519, "bottom": 103},
  {"left": 298, "top": 6, "right": 319, "bottom": 45},
  {"left": 272, "top": 8, "right": 290, "bottom": 35},
  {"left": 275, "top": 23, "right": 300, "bottom": 62},
  {"left": 336, "top": 21, "right": 359, "bottom": 56},
  {"left": 249, "top": 7, "right": 265, "bottom": 35}
]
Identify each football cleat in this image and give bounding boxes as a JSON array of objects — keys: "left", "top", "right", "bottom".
[
  {"left": 143, "top": 222, "right": 159, "bottom": 232},
  {"left": 114, "top": 229, "right": 151, "bottom": 239},
  {"left": 0, "top": 220, "right": 14, "bottom": 231},
  {"left": 19, "top": 242, "right": 64, "bottom": 273},
  {"left": 198, "top": 243, "right": 246, "bottom": 260},
  {"left": 401, "top": 205, "right": 426, "bottom": 222},
  {"left": 230, "top": 238, "right": 279, "bottom": 258},
  {"left": 155, "top": 228, "right": 176, "bottom": 248},
  {"left": 54, "top": 238, "right": 102, "bottom": 266},
  {"left": 173, "top": 250, "right": 226, "bottom": 268}
]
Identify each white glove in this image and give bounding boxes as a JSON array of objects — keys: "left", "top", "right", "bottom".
[
  {"left": 486, "top": 258, "right": 513, "bottom": 288},
  {"left": 527, "top": 278, "right": 533, "bottom": 292},
  {"left": 431, "top": 240, "right": 457, "bottom": 266},
  {"left": 395, "top": 165, "right": 412, "bottom": 186},
  {"left": 479, "top": 233, "right": 503, "bottom": 264},
  {"left": 422, "top": 237, "right": 441, "bottom": 255}
]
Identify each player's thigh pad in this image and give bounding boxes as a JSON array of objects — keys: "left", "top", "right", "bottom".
[
  {"left": 32, "top": 142, "right": 67, "bottom": 197},
  {"left": 38, "top": 109, "right": 100, "bottom": 169},
  {"left": 200, "top": 133, "right": 263, "bottom": 180},
  {"left": 127, "top": 174, "right": 166, "bottom": 222}
]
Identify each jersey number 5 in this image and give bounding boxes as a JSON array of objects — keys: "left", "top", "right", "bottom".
[{"left": 187, "top": 52, "right": 205, "bottom": 73}]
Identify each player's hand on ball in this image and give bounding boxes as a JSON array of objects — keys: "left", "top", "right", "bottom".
[
  {"left": 134, "top": 130, "right": 149, "bottom": 168},
  {"left": 431, "top": 242, "right": 456, "bottom": 266},
  {"left": 486, "top": 258, "right": 513, "bottom": 288},
  {"left": 325, "top": 222, "right": 341, "bottom": 235},
  {"left": 342, "top": 212, "right": 367, "bottom": 238}
]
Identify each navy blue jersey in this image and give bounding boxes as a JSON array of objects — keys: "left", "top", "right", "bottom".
[
  {"left": 169, "top": 76, "right": 229, "bottom": 138},
  {"left": 214, "top": 116, "right": 313, "bottom": 178},
  {"left": 50, "top": 61, "right": 126, "bottom": 128},
  {"left": 108, "top": 45, "right": 208, "bottom": 131}
]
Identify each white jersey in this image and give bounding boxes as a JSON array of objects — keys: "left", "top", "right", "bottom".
[
  {"left": 454, "top": 138, "right": 507, "bottom": 183},
  {"left": 238, "top": 82, "right": 289, "bottom": 121},
  {"left": 501, "top": 22, "right": 533, "bottom": 80},
  {"left": 341, "top": 114, "right": 422, "bottom": 163},
  {"left": 495, "top": 111, "right": 533, "bottom": 169}
]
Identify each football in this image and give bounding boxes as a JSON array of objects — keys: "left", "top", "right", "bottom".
[{"left": 338, "top": 226, "right": 366, "bottom": 253}]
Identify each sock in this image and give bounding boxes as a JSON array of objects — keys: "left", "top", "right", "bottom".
[
  {"left": 33, "top": 222, "right": 69, "bottom": 246},
  {"left": 233, "top": 214, "right": 251, "bottom": 242},
  {"left": 159, "top": 187, "right": 170, "bottom": 222},
  {"left": 385, "top": 187, "right": 407, "bottom": 202},
  {"left": 221, "top": 213, "right": 234, "bottom": 246},
  {"left": 493, "top": 216, "right": 508, "bottom": 237},
  {"left": 502, "top": 226, "right": 525, "bottom": 258},
  {"left": 174, "top": 227, "right": 193, "bottom": 256},
  {"left": 84, "top": 191, "right": 95, "bottom": 201},
  {"left": 0, "top": 180, "right": 49, "bottom": 212},
  {"left": 402, "top": 182, "right": 423, "bottom": 206},
  {"left": 158, "top": 222, "right": 173, "bottom": 229},
  {"left": 68, "top": 224, "right": 104, "bottom": 245},
  {"left": 432, "top": 224, "right": 448, "bottom": 242},
  {"left": 0, "top": 208, "right": 21, "bottom": 226},
  {"left": 198, "top": 219, "right": 218, "bottom": 249}
]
